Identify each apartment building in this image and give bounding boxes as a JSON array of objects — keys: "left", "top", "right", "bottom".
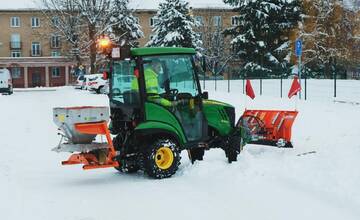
[
  {"left": 0, "top": 7, "right": 238, "bottom": 88},
  {"left": 0, "top": 9, "right": 75, "bottom": 88}
]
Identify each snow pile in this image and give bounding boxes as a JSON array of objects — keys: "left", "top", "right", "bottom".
[{"left": 1, "top": 81, "right": 360, "bottom": 220}]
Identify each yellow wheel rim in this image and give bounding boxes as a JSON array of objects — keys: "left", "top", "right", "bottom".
[{"left": 155, "top": 147, "right": 174, "bottom": 170}]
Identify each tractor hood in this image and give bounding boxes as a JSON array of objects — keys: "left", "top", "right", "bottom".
[
  {"left": 202, "top": 99, "right": 235, "bottom": 136},
  {"left": 202, "top": 99, "right": 234, "bottom": 108}
]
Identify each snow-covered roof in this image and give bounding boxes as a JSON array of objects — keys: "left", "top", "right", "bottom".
[{"left": 1, "top": 0, "right": 231, "bottom": 10}]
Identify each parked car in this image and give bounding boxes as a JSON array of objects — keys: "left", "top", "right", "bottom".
[
  {"left": 74, "top": 75, "right": 86, "bottom": 89},
  {"left": 102, "top": 80, "right": 109, "bottom": 94},
  {"left": 87, "top": 74, "right": 108, "bottom": 94},
  {"left": 0, "top": 68, "right": 13, "bottom": 95},
  {"left": 81, "top": 75, "right": 95, "bottom": 90}
]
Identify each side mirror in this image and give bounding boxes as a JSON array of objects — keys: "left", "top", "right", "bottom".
[
  {"left": 134, "top": 68, "right": 140, "bottom": 78},
  {"left": 102, "top": 71, "right": 108, "bottom": 80},
  {"left": 201, "top": 56, "right": 207, "bottom": 72},
  {"left": 202, "top": 91, "right": 208, "bottom": 99}
]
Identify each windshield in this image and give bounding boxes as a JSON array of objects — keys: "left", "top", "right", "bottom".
[
  {"left": 111, "top": 60, "right": 138, "bottom": 104},
  {"left": 142, "top": 54, "right": 199, "bottom": 97}
]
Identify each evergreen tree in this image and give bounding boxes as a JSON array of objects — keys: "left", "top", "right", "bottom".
[
  {"left": 223, "top": 0, "right": 301, "bottom": 76},
  {"left": 146, "top": 0, "right": 202, "bottom": 49},
  {"left": 110, "top": 0, "right": 143, "bottom": 46}
]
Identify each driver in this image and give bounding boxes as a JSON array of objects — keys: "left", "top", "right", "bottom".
[{"left": 131, "top": 59, "right": 172, "bottom": 107}]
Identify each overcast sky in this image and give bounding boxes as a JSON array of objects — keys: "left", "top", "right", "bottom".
[{"left": 1, "top": 0, "right": 38, "bottom": 9}]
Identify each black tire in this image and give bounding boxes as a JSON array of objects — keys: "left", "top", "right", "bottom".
[
  {"left": 96, "top": 86, "right": 103, "bottom": 94},
  {"left": 143, "top": 139, "right": 181, "bottom": 179},
  {"left": 188, "top": 148, "right": 205, "bottom": 164},
  {"left": 224, "top": 134, "right": 242, "bottom": 163}
]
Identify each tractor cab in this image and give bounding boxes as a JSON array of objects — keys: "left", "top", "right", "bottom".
[{"left": 109, "top": 48, "right": 207, "bottom": 144}]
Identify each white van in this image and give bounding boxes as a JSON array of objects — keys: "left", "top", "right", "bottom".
[{"left": 0, "top": 68, "right": 13, "bottom": 95}]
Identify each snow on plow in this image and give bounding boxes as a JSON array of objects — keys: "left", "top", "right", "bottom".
[
  {"left": 52, "top": 106, "right": 119, "bottom": 170},
  {"left": 238, "top": 110, "right": 298, "bottom": 148}
]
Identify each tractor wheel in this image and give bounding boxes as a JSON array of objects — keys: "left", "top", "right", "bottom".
[
  {"left": 224, "top": 134, "right": 242, "bottom": 163},
  {"left": 143, "top": 139, "right": 181, "bottom": 179},
  {"left": 188, "top": 148, "right": 205, "bottom": 164}
]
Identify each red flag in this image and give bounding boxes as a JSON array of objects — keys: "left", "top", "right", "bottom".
[
  {"left": 288, "top": 76, "right": 301, "bottom": 99},
  {"left": 246, "top": 79, "right": 255, "bottom": 99}
]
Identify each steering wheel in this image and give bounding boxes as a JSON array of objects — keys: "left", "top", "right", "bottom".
[
  {"left": 112, "top": 88, "right": 121, "bottom": 96},
  {"left": 168, "top": 89, "right": 179, "bottom": 96}
]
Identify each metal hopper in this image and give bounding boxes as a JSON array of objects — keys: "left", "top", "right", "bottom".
[{"left": 52, "top": 106, "right": 119, "bottom": 169}]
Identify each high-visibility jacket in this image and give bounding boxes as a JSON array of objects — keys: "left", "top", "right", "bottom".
[{"left": 131, "top": 68, "right": 172, "bottom": 107}]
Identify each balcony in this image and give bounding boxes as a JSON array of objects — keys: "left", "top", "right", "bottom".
[{"left": 10, "top": 41, "right": 22, "bottom": 49}]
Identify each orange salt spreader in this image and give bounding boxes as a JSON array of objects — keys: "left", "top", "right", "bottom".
[{"left": 52, "top": 106, "right": 118, "bottom": 170}]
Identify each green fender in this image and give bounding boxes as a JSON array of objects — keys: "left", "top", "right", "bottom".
[{"left": 135, "top": 121, "right": 186, "bottom": 145}]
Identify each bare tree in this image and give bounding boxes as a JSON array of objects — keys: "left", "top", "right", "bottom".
[
  {"left": 76, "top": 0, "right": 114, "bottom": 74},
  {"left": 39, "top": 0, "right": 118, "bottom": 74},
  {"left": 39, "top": 0, "right": 84, "bottom": 65},
  {"left": 299, "top": 0, "right": 357, "bottom": 77},
  {"left": 198, "top": 10, "right": 234, "bottom": 78}
]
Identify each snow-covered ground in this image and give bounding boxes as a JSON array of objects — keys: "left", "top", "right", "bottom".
[{"left": 1, "top": 80, "right": 360, "bottom": 220}]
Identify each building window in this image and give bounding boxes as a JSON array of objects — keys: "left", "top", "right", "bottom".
[
  {"left": 10, "top": 34, "right": 21, "bottom": 49},
  {"left": 51, "top": 35, "right": 61, "bottom": 48},
  {"left": 52, "top": 16, "right": 60, "bottom": 26},
  {"left": 195, "top": 16, "right": 203, "bottom": 26},
  {"left": 213, "top": 16, "right": 222, "bottom": 26},
  {"left": 11, "top": 51, "right": 21, "bottom": 57},
  {"left": 150, "top": 17, "right": 159, "bottom": 27},
  {"left": 51, "top": 51, "right": 61, "bottom": 57},
  {"left": 31, "top": 17, "right": 40, "bottom": 27},
  {"left": 10, "top": 17, "right": 20, "bottom": 27},
  {"left": 51, "top": 67, "right": 61, "bottom": 78},
  {"left": 31, "top": 42, "right": 41, "bottom": 56},
  {"left": 231, "top": 16, "right": 240, "bottom": 26},
  {"left": 10, "top": 67, "right": 21, "bottom": 79}
]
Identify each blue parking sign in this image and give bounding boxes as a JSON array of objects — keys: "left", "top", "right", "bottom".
[{"left": 295, "top": 39, "right": 302, "bottom": 57}]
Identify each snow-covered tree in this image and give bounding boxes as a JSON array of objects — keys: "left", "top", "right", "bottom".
[
  {"left": 110, "top": 0, "right": 143, "bottom": 47},
  {"left": 40, "top": 0, "right": 84, "bottom": 65},
  {"left": 223, "top": 0, "right": 301, "bottom": 77},
  {"left": 76, "top": 0, "right": 116, "bottom": 74},
  {"left": 199, "top": 10, "right": 234, "bottom": 77},
  {"left": 40, "top": 0, "right": 118, "bottom": 74},
  {"left": 299, "top": 0, "right": 358, "bottom": 78},
  {"left": 146, "top": 0, "right": 202, "bottom": 49}
]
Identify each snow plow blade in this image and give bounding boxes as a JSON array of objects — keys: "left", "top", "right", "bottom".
[{"left": 238, "top": 110, "right": 298, "bottom": 148}]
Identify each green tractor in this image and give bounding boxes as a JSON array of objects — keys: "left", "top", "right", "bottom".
[
  {"left": 54, "top": 46, "right": 297, "bottom": 179},
  {"left": 108, "top": 47, "right": 244, "bottom": 178}
]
